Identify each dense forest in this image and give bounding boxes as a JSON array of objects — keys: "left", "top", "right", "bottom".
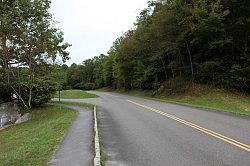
[
  {"left": 62, "top": 0, "right": 250, "bottom": 94},
  {"left": 0, "top": 0, "right": 70, "bottom": 108}
]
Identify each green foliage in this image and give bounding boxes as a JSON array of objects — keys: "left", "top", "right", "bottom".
[
  {"left": 61, "top": 0, "right": 249, "bottom": 93},
  {"left": 17, "top": 79, "right": 57, "bottom": 107},
  {"left": 120, "top": 85, "right": 250, "bottom": 116},
  {"left": 0, "top": 0, "right": 70, "bottom": 108},
  {"left": 161, "top": 78, "right": 191, "bottom": 95},
  {"left": 48, "top": 64, "right": 68, "bottom": 90},
  {"left": 81, "top": 83, "right": 95, "bottom": 90}
]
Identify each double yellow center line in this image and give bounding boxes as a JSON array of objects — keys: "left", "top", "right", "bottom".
[{"left": 127, "top": 100, "right": 250, "bottom": 152}]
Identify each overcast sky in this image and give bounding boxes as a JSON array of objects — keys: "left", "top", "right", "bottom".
[{"left": 50, "top": 0, "right": 148, "bottom": 65}]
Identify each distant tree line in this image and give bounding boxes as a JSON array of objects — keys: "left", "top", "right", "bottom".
[
  {"left": 62, "top": 0, "right": 249, "bottom": 93},
  {"left": 0, "top": 0, "right": 70, "bottom": 108}
]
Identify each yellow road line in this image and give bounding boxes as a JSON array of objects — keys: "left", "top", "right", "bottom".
[{"left": 127, "top": 100, "right": 250, "bottom": 152}]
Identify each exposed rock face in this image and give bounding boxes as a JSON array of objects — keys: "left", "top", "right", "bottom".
[
  {"left": 15, "top": 113, "right": 32, "bottom": 125},
  {"left": 0, "top": 102, "right": 20, "bottom": 128}
]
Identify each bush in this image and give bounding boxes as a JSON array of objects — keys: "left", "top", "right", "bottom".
[
  {"left": 154, "top": 78, "right": 190, "bottom": 96},
  {"left": 82, "top": 83, "right": 95, "bottom": 90},
  {"left": 32, "top": 81, "right": 57, "bottom": 106},
  {"left": 194, "top": 61, "right": 221, "bottom": 85},
  {"left": 14, "top": 80, "right": 56, "bottom": 107}
]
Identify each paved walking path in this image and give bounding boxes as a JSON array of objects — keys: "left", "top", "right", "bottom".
[{"left": 48, "top": 105, "right": 93, "bottom": 166}]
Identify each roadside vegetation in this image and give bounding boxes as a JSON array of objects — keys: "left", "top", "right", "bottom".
[
  {"left": 0, "top": 106, "right": 77, "bottom": 166},
  {"left": 51, "top": 0, "right": 249, "bottom": 116},
  {"left": 108, "top": 84, "right": 250, "bottom": 116},
  {"left": 61, "top": 0, "right": 249, "bottom": 95},
  {"left": 2, "top": 0, "right": 248, "bottom": 115},
  {"left": 55, "top": 90, "right": 97, "bottom": 99},
  {"left": 51, "top": 100, "right": 95, "bottom": 108},
  {"left": 0, "top": 0, "right": 70, "bottom": 109},
  {"left": 100, "top": 145, "right": 107, "bottom": 166}
]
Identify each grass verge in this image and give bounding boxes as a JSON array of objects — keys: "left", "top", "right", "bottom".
[
  {"left": 55, "top": 90, "right": 97, "bottom": 99},
  {"left": 99, "top": 86, "right": 250, "bottom": 116},
  {"left": 0, "top": 106, "right": 77, "bottom": 166},
  {"left": 50, "top": 101, "right": 94, "bottom": 109},
  {"left": 100, "top": 144, "right": 107, "bottom": 166}
]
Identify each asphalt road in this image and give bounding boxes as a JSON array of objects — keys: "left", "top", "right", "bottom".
[{"left": 60, "top": 91, "right": 250, "bottom": 166}]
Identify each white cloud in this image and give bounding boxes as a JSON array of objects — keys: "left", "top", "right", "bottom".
[{"left": 50, "top": 0, "right": 148, "bottom": 65}]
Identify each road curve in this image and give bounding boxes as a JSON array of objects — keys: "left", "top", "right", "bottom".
[{"left": 60, "top": 91, "right": 250, "bottom": 166}]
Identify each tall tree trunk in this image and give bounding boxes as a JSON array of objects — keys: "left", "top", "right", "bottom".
[
  {"left": 167, "top": 54, "right": 174, "bottom": 78},
  {"left": 186, "top": 41, "right": 194, "bottom": 82},
  {"left": 1, "top": 37, "right": 9, "bottom": 84},
  {"left": 11, "top": 86, "right": 29, "bottom": 109},
  {"left": 2, "top": 35, "right": 11, "bottom": 98},
  {"left": 28, "top": 52, "right": 34, "bottom": 109},
  {"left": 17, "top": 63, "right": 21, "bottom": 102},
  {"left": 244, "top": 34, "right": 248, "bottom": 56},
  {"left": 178, "top": 49, "right": 182, "bottom": 77},
  {"left": 160, "top": 55, "right": 168, "bottom": 81},
  {"left": 28, "top": 71, "right": 34, "bottom": 109},
  {"left": 28, "top": 88, "right": 32, "bottom": 108}
]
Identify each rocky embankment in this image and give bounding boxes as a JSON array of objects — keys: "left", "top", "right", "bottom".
[{"left": 0, "top": 102, "right": 32, "bottom": 129}]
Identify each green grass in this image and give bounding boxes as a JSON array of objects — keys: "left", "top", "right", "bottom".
[
  {"left": 0, "top": 106, "right": 77, "bottom": 166},
  {"left": 55, "top": 90, "right": 97, "bottom": 99},
  {"left": 156, "top": 94, "right": 250, "bottom": 116},
  {"left": 101, "top": 86, "right": 250, "bottom": 116},
  {"left": 51, "top": 101, "right": 95, "bottom": 109},
  {"left": 100, "top": 146, "right": 107, "bottom": 166}
]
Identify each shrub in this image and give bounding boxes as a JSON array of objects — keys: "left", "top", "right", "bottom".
[
  {"left": 82, "top": 83, "right": 95, "bottom": 90},
  {"left": 13, "top": 80, "right": 56, "bottom": 107},
  {"left": 154, "top": 78, "right": 190, "bottom": 96}
]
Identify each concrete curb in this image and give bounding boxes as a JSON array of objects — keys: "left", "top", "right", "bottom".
[{"left": 94, "top": 105, "right": 101, "bottom": 166}]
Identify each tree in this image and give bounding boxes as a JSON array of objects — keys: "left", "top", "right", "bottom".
[
  {"left": 60, "top": 0, "right": 249, "bottom": 93},
  {"left": 0, "top": 0, "right": 70, "bottom": 108}
]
